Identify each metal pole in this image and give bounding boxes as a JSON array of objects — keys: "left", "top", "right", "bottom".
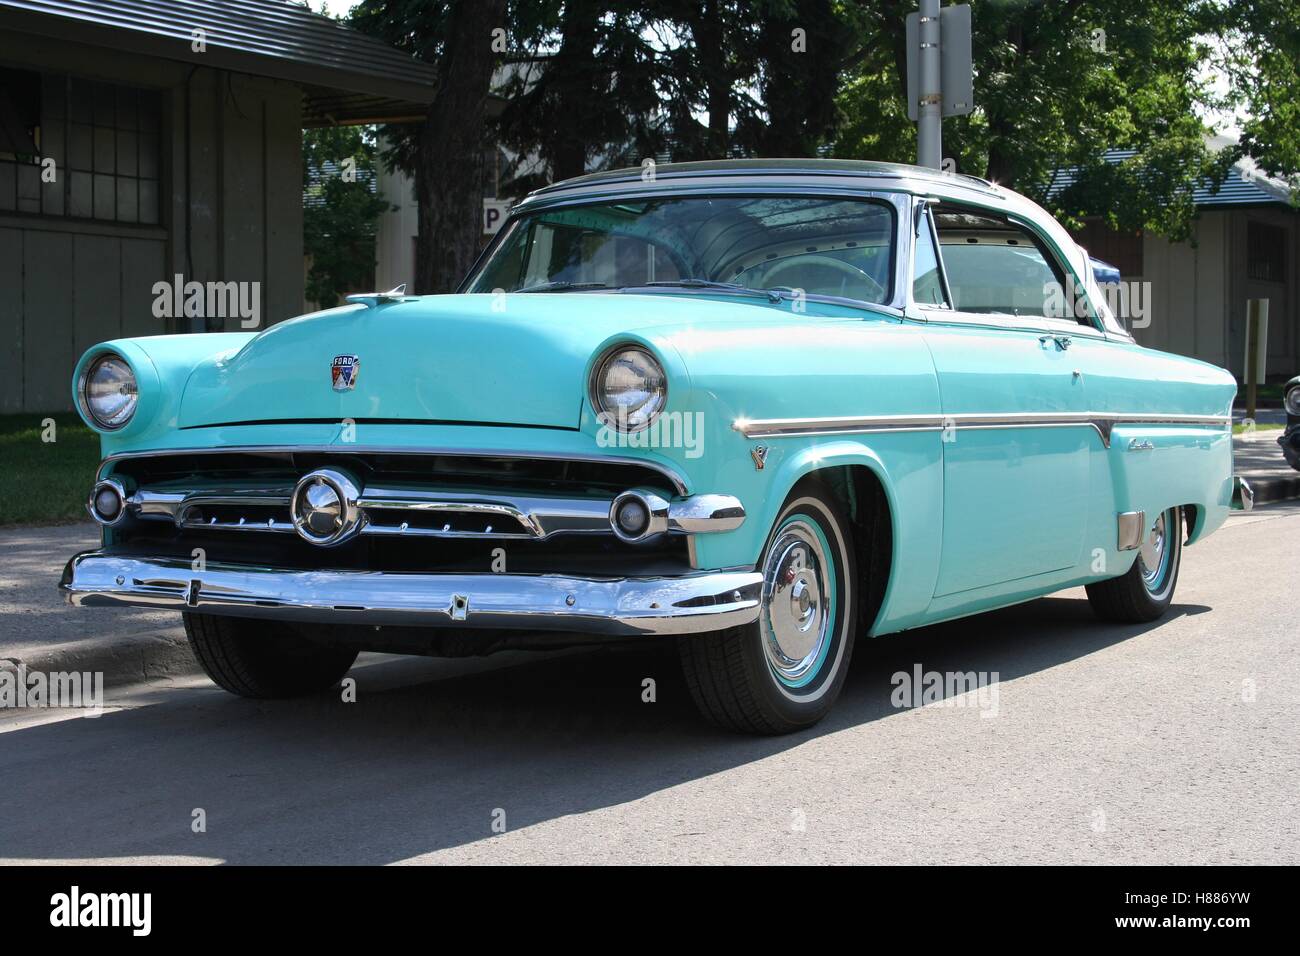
[
  {"left": 917, "top": 0, "right": 942, "bottom": 169},
  {"left": 1246, "top": 300, "right": 1257, "bottom": 421}
]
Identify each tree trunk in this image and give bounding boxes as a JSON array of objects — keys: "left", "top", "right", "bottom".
[
  {"left": 414, "top": 0, "right": 506, "bottom": 294},
  {"left": 701, "top": 0, "right": 730, "bottom": 157},
  {"left": 549, "top": 0, "right": 600, "bottom": 181}
]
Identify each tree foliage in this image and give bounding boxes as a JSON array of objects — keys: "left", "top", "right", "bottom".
[
  {"left": 833, "top": 0, "right": 1251, "bottom": 240},
  {"left": 337, "top": 0, "right": 1300, "bottom": 285},
  {"left": 302, "top": 125, "right": 392, "bottom": 309}
]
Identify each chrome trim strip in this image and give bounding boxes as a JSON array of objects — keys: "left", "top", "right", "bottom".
[
  {"left": 732, "top": 412, "right": 1231, "bottom": 448},
  {"left": 358, "top": 485, "right": 610, "bottom": 538},
  {"left": 98, "top": 445, "right": 690, "bottom": 495},
  {"left": 61, "top": 552, "right": 763, "bottom": 637}
]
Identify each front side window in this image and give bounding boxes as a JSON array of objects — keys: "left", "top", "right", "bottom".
[
  {"left": 931, "top": 206, "right": 1076, "bottom": 320},
  {"left": 467, "top": 195, "right": 896, "bottom": 306}
]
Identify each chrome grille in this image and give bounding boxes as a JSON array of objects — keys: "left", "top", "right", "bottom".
[{"left": 125, "top": 480, "right": 612, "bottom": 541}]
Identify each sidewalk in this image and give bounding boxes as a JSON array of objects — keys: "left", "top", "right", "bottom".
[
  {"left": 1234, "top": 432, "right": 1300, "bottom": 505},
  {"left": 0, "top": 523, "right": 197, "bottom": 686}
]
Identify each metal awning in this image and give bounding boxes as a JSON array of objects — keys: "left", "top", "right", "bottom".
[{"left": 0, "top": 0, "right": 437, "bottom": 126}]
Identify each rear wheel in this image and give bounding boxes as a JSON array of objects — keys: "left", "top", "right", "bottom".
[
  {"left": 1086, "top": 506, "right": 1182, "bottom": 623},
  {"left": 184, "top": 613, "right": 358, "bottom": 698},
  {"left": 678, "top": 483, "right": 858, "bottom": 734}
]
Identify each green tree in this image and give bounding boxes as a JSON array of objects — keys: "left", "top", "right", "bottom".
[
  {"left": 302, "top": 126, "right": 392, "bottom": 310},
  {"left": 1219, "top": 0, "right": 1300, "bottom": 191},
  {"left": 496, "top": 0, "right": 666, "bottom": 191},
  {"left": 647, "top": 0, "right": 763, "bottom": 160},
  {"left": 834, "top": 0, "right": 1240, "bottom": 241},
  {"left": 732, "top": 0, "right": 851, "bottom": 157}
]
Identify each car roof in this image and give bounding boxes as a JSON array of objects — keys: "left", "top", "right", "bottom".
[{"left": 523, "top": 158, "right": 1002, "bottom": 203}]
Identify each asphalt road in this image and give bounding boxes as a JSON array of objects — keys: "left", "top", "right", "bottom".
[{"left": 2, "top": 503, "right": 1297, "bottom": 865}]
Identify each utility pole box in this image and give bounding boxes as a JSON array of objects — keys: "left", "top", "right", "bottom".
[{"left": 906, "top": 4, "right": 974, "bottom": 121}]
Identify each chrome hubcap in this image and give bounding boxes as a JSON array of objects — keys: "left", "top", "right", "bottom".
[
  {"left": 1138, "top": 511, "right": 1168, "bottom": 589},
  {"left": 761, "top": 520, "right": 832, "bottom": 685}
]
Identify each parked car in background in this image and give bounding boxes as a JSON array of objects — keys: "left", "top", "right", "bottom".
[
  {"left": 1089, "top": 258, "right": 1122, "bottom": 287},
  {"left": 62, "top": 159, "right": 1251, "bottom": 734},
  {"left": 1280, "top": 375, "right": 1300, "bottom": 470}
]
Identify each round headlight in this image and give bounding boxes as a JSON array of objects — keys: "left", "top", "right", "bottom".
[
  {"left": 81, "top": 354, "right": 138, "bottom": 429},
  {"left": 1285, "top": 386, "right": 1300, "bottom": 417},
  {"left": 592, "top": 347, "right": 667, "bottom": 432}
]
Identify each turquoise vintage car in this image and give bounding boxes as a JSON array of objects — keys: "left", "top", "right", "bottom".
[{"left": 62, "top": 160, "right": 1252, "bottom": 734}]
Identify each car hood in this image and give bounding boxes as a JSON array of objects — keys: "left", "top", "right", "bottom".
[{"left": 177, "top": 292, "right": 853, "bottom": 430}]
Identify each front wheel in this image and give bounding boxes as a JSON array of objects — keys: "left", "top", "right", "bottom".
[
  {"left": 1086, "top": 506, "right": 1183, "bottom": 623},
  {"left": 184, "top": 613, "right": 358, "bottom": 698},
  {"left": 678, "top": 483, "right": 858, "bottom": 734}
]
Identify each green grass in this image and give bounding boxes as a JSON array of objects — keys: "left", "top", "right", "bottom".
[
  {"left": 1236, "top": 382, "right": 1285, "bottom": 405},
  {"left": 0, "top": 413, "right": 101, "bottom": 526},
  {"left": 1233, "top": 422, "right": 1284, "bottom": 435}
]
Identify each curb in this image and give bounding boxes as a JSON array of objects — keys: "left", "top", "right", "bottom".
[
  {"left": 1244, "top": 473, "right": 1300, "bottom": 506},
  {"left": 3, "top": 629, "right": 200, "bottom": 690}
]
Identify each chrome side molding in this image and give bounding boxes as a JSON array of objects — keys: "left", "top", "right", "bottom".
[{"left": 732, "top": 412, "right": 1231, "bottom": 448}]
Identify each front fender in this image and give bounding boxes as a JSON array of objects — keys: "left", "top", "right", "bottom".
[
  {"left": 691, "top": 434, "right": 943, "bottom": 635},
  {"left": 72, "top": 333, "right": 255, "bottom": 451}
]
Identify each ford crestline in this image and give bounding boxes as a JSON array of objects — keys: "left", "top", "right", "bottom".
[{"left": 62, "top": 159, "right": 1253, "bottom": 734}]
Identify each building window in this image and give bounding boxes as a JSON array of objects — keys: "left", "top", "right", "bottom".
[
  {"left": 1247, "top": 222, "right": 1286, "bottom": 283},
  {"left": 0, "top": 68, "right": 161, "bottom": 225}
]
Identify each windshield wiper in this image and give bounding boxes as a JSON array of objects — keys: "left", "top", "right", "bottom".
[
  {"left": 515, "top": 280, "right": 610, "bottom": 293},
  {"left": 633, "top": 279, "right": 784, "bottom": 303}
]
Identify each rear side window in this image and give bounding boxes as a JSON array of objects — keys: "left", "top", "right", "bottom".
[{"left": 931, "top": 207, "right": 1075, "bottom": 320}]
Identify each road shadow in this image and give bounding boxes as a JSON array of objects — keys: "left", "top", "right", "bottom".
[{"left": 0, "top": 594, "right": 1207, "bottom": 864}]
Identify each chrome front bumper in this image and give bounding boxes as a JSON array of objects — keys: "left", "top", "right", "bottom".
[{"left": 61, "top": 552, "right": 762, "bottom": 637}]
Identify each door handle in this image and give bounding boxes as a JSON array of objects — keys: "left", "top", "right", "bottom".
[
  {"left": 1039, "top": 334, "right": 1073, "bottom": 351},
  {"left": 1055, "top": 335, "right": 1072, "bottom": 350}
]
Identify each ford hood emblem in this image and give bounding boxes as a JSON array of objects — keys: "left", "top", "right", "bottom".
[{"left": 331, "top": 354, "right": 360, "bottom": 391}]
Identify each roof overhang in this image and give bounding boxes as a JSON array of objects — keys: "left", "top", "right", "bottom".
[{"left": 0, "top": 0, "right": 437, "bottom": 126}]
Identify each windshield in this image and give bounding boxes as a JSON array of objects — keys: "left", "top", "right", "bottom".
[{"left": 465, "top": 196, "right": 896, "bottom": 305}]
